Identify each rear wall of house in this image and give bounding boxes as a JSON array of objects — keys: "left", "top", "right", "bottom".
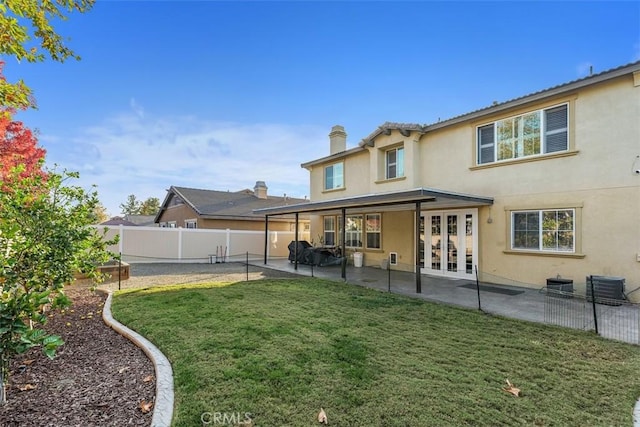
[
  {"left": 420, "top": 74, "right": 640, "bottom": 292},
  {"left": 306, "top": 72, "right": 639, "bottom": 294}
]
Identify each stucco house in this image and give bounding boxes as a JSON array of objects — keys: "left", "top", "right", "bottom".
[
  {"left": 257, "top": 61, "right": 640, "bottom": 295},
  {"left": 155, "top": 181, "right": 309, "bottom": 232}
]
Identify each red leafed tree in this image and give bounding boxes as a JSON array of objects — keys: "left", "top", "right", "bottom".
[{"left": 0, "top": 117, "right": 47, "bottom": 182}]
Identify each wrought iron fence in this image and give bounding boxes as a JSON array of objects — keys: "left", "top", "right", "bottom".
[{"left": 96, "top": 255, "right": 640, "bottom": 345}]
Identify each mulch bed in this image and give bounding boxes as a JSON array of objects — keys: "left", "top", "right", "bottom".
[{"left": 0, "top": 284, "right": 155, "bottom": 427}]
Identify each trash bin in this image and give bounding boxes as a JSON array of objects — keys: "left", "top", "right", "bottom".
[
  {"left": 353, "top": 252, "right": 363, "bottom": 267},
  {"left": 546, "top": 278, "right": 573, "bottom": 298}
]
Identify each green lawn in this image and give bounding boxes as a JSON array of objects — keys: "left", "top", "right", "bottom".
[{"left": 111, "top": 278, "right": 640, "bottom": 427}]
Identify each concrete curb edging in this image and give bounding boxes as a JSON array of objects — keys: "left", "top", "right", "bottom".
[
  {"left": 634, "top": 398, "right": 640, "bottom": 427},
  {"left": 101, "top": 291, "right": 174, "bottom": 427}
]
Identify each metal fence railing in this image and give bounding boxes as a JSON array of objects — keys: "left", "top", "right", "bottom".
[
  {"left": 543, "top": 277, "right": 640, "bottom": 344},
  {"left": 96, "top": 256, "right": 640, "bottom": 345}
]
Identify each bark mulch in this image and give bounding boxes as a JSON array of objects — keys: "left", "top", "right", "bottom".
[
  {"left": 0, "top": 284, "right": 155, "bottom": 427},
  {"left": 0, "top": 263, "right": 301, "bottom": 426}
]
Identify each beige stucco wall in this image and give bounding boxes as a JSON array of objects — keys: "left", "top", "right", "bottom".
[
  {"left": 306, "top": 71, "right": 640, "bottom": 296},
  {"left": 307, "top": 150, "right": 370, "bottom": 201}
]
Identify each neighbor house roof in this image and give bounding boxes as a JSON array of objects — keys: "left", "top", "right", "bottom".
[
  {"left": 155, "top": 186, "right": 308, "bottom": 223},
  {"left": 124, "top": 214, "right": 157, "bottom": 226},
  {"left": 100, "top": 217, "right": 139, "bottom": 226}
]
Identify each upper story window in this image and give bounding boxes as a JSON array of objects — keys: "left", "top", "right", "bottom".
[
  {"left": 386, "top": 147, "right": 404, "bottom": 179},
  {"left": 477, "top": 104, "right": 568, "bottom": 165},
  {"left": 185, "top": 220, "right": 197, "bottom": 229},
  {"left": 324, "top": 162, "right": 344, "bottom": 190}
]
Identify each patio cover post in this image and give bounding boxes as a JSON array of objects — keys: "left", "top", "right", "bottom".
[
  {"left": 263, "top": 215, "right": 269, "bottom": 265},
  {"left": 415, "top": 201, "right": 422, "bottom": 293},
  {"left": 294, "top": 212, "right": 299, "bottom": 270},
  {"left": 341, "top": 207, "right": 346, "bottom": 280}
]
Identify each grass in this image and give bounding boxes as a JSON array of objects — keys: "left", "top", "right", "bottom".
[{"left": 111, "top": 278, "right": 640, "bottom": 426}]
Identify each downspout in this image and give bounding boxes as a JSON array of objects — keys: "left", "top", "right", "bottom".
[
  {"left": 415, "top": 201, "right": 422, "bottom": 293},
  {"left": 341, "top": 208, "right": 347, "bottom": 280}
]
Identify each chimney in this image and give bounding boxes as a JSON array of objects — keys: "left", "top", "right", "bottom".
[
  {"left": 253, "top": 181, "right": 268, "bottom": 199},
  {"left": 329, "top": 125, "right": 347, "bottom": 155}
]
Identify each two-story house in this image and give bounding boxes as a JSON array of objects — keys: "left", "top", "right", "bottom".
[{"left": 258, "top": 61, "right": 640, "bottom": 295}]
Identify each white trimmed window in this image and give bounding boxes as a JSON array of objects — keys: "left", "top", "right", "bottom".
[
  {"left": 365, "top": 213, "right": 381, "bottom": 249},
  {"left": 512, "top": 209, "right": 575, "bottom": 252},
  {"left": 323, "top": 216, "right": 336, "bottom": 246},
  {"left": 478, "top": 104, "right": 568, "bottom": 164},
  {"left": 185, "top": 220, "right": 197, "bottom": 229},
  {"left": 386, "top": 147, "right": 404, "bottom": 179},
  {"left": 167, "top": 221, "right": 177, "bottom": 228},
  {"left": 324, "top": 162, "right": 344, "bottom": 190},
  {"left": 345, "top": 215, "right": 363, "bottom": 248}
]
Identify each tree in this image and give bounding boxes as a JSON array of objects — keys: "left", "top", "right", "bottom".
[
  {"left": 0, "top": 0, "right": 95, "bottom": 111},
  {"left": 0, "top": 167, "right": 115, "bottom": 404},
  {"left": 119, "top": 194, "right": 141, "bottom": 215},
  {"left": 91, "top": 201, "right": 109, "bottom": 224},
  {"left": 140, "top": 197, "right": 160, "bottom": 216},
  {"left": 0, "top": 116, "right": 47, "bottom": 182}
]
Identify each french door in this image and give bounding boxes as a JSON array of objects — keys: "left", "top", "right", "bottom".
[{"left": 420, "top": 209, "right": 478, "bottom": 279}]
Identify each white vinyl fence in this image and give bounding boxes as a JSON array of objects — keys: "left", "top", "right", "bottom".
[{"left": 95, "top": 225, "right": 311, "bottom": 263}]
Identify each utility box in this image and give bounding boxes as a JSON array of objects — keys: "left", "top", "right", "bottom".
[{"left": 546, "top": 278, "right": 574, "bottom": 298}]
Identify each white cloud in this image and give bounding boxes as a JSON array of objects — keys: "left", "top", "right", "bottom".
[{"left": 40, "top": 109, "right": 332, "bottom": 217}]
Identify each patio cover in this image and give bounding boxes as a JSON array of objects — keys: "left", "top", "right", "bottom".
[
  {"left": 254, "top": 187, "right": 494, "bottom": 292},
  {"left": 254, "top": 187, "right": 493, "bottom": 216}
]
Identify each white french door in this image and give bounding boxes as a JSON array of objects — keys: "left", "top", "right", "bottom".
[{"left": 420, "top": 209, "right": 478, "bottom": 279}]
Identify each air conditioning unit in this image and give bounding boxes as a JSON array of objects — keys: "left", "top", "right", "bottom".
[{"left": 586, "top": 275, "right": 626, "bottom": 306}]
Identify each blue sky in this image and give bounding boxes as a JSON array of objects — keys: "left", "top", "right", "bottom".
[{"left": 4, "top": 1, "right": 639, "bottom": 216}]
